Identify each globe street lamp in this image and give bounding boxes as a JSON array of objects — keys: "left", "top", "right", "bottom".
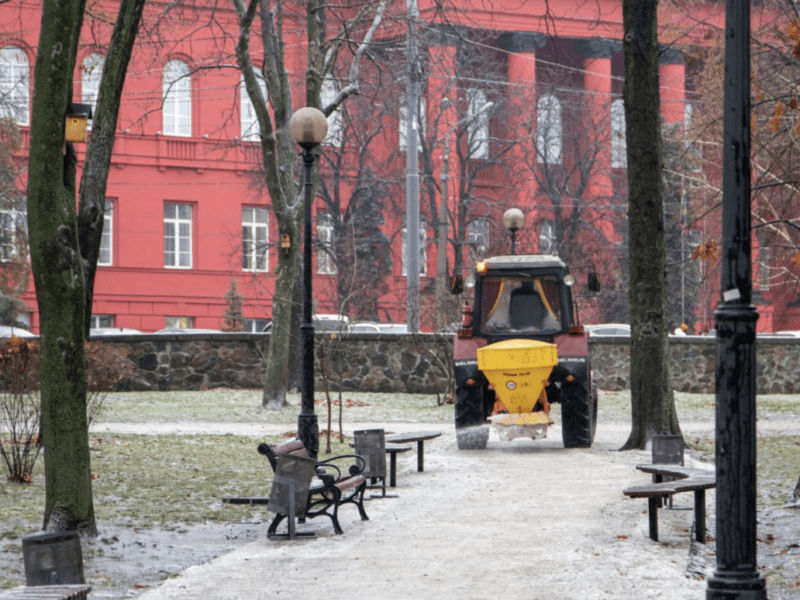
[
  {"left": 503, "top": 208, "right": 525, "bottom": 255},
  {"left": 289, "top": 107, "right": 328, "bottom": 460}
]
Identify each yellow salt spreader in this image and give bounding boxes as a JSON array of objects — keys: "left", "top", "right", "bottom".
[{"left": 477, "top": 339, "right": 559, "bottom": 441}]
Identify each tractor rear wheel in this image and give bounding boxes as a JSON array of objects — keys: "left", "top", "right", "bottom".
[
  {"left": 454, "top": 382, "right": 489, "bottom": 450},
  {"left": 561, "top": 380, "right": 596, "bottom": 448}
]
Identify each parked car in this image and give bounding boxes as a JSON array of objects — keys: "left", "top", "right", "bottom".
[
  {"left": 349, "top": 322, "right": 407, "bottom": 334},
  {"left": 153, "top": 328, "right": 222, "bottom": 334},
  {"left": 89, "top": 327, "right": 143, "bottom": 336},
  {"left": 585, "top": 323, "right": 631, "bottom": 337},
  {"left": 0, "top": 325, "right": 36, "bottom": 338}
]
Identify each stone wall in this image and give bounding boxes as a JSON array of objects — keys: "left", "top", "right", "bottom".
[{"left": 99, "top": 332, "right": 800, "bottom": 395}]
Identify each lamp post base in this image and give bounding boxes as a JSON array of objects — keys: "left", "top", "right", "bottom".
[{"left": 707, "top": 574, "right": 766, "bottom": 600}]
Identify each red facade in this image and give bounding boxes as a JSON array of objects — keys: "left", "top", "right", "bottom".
[{"left": 1, "top": 0, "right": 795, "bottom": 333}]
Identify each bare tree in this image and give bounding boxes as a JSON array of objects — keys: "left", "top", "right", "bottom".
[
  {"left": 620, "top": 0, "right": 681, "bottom": 450},
  {"left": 233, "top": 0, "right": 389, "bottom": 408}
]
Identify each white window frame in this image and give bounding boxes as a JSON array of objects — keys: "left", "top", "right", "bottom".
[
  {"left": 317, "top": 213, "right": 336, "bottom": 275},
  {"left": 164, "top": 203, "right": 193, "bottom": 269},
  {"left": 244, "top": 318, "right": 270, "bottom": 333},
  {"left": 165, "top": 316, "right": 193, "bottom": 329},
  {"left": 611, "top": 98, "right": 626, "bottom": 169},
  {"left": 468, "top": 218, "right": 490, "bottom": 263},
  {"left": 242, "top": 206, "right": 268, "bottom": 272},
  {"left": 0, "top": 47, "right": 29, "bottom": 125},
  {"left": 466, "top": 89, "right": 490, "bottom": 160},
  {"left": 98, "top": 200, "right": 113, "bottom": 266},
  {"left": 321, "top": 78, "right": 341, "bottom": 146},
  {"left": 401, "top": 225, "right": 427, "bottom": 276},
  {"left": 0, "top": 197, "right": 26, "bottom": 262},
  {"left": 539, "top": 219, "right": 556, "bottom": 255},
  {"left": 82, "top": 54, "right": 104, "bottom": 126},
  {"left": 399, "top": 95, "right": 426, "bottom": 152},
  {"left": 162, "top": 60, "right": 191, "bottom": 137},
  {"left": 90, "top": 315, "right": 113, "bottom": 328},
  {"left": 536, "top": 94, "right": 562, "bottom": 165},
  {"left": 240, "top": 74, "right": 267, "bottom": 142}
]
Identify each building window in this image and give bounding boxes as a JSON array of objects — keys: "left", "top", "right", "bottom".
[
  {"left": 90, "top": 315, "right": 113, "bottom": 328},
  {"left": 401, "top": 226, "right": 427, "bottom": 276},
  {"left": 165, "top": 316, "right": 193, "bottom": 329},
  {"left": 81, "top": 53, "right": 104, "bottom": 124},
  {"left": 321, "top": 78, "right": 341, "bottom": 146},
  {"left": 539, "top": 220, "right": 556, "bottom": 255},
  {"left": 0, "top": 47, "right": 29, "bottom": 125},
  {"left": 317, "top": 213, "right": 336, "bottom": 275},
  {"left": 98, "top": 200, "right": 113, "bottom": 266},
  {"left": 611, "top": 98, "right": 626, "bottom": 169},
  {"left": 466, "top": 89, "right": 490, "bottom": 160},
  {"left": 468, "top": 218, "right": 489, "bottom": 263},
  {"left": 164, "top": 203, "right": 192, "bottom": 268},
  {"left": 162, "top": 60, "right": 191, "bottom": 137},
  {"left": 0, "top": 198, "right": 26, "bottom": 262},
  {"left": 536, "top": 94, "right": 562, "bottom": 164},
  {"left": 399, "top": 95, "right": 426, "bottom": 152},
  {"left": 242, "top": 207, "right": 268, "bottom": 272},
  {"left": 241, "top": 74, "right": 267, "bottom": 142},
  {"left": 244, "top": 318, "right": 270, "bottom": 333}
]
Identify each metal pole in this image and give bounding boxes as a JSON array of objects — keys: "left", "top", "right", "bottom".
[
  {"left": 297, "top": 145, "right": 319, "bottom": 460},
  {"left": 405, "top": 0, "right": 420, "bottom": 333},
  {"left": 706, "top": 0, "right": 765, "bottom": 597},
  {"left": 510, "top": 230, "right": 517, "bottom": 255}
]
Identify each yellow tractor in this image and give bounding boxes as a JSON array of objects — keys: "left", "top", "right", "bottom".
[{"left": 451, "top": 255, "right": 599, "bottom": 449}]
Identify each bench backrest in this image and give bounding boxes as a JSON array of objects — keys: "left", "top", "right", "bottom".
[{"left": 258, "top": 439, "right": 308, "bottom": 472}]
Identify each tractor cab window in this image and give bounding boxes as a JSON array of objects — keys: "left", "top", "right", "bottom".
[{"left": 480, "top": 275, "right": 562, "bottom": 335}]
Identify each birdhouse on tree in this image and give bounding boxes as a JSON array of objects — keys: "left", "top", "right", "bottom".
[{"left": 65, "top": 104, "right": 93, "bottom": 143}]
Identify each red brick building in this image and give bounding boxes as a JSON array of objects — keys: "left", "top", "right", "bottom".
[{"left": 1, "top": 0, "right": 795, "bottom": 333}]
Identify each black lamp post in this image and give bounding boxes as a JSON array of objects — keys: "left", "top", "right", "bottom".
[
  {"left": 705, "top": 1, "right": 766, "bottom": 598},
  {"left": 503, "top": 208, "right": 525, "bottom": 255},
  {"left": 289, "top": 107, "right": 328, "bottom": 460}
]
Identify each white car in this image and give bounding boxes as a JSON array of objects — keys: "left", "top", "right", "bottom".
[
  {"left": 585, "top": 323, "right": 631, "bottom": 337},
  {"left": 90, "top": 327, "right": 143, "bottom": 336},
  {"left": 0, "top": 325, "right": 36, "bottom": 338}
]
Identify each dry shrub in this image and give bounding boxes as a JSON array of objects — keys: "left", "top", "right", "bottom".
[
  {"left": 0, "top": 336, "right": 41, "bottom": 482},
  {"left": 0, "top": 338, "right": 135, "bottom": 482}
]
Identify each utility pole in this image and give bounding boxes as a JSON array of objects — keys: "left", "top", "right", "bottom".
[{"left": 405, "top": 0, "right": 420, "bottom": 333}]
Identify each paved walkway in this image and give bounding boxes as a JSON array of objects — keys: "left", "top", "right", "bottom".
[{"left": 129, "top": 422, "right": 718, "bottom": 600}]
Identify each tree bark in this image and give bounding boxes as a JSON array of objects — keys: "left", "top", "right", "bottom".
[
  {"left": 620, "top": 0, "right": 681, "bottom": 450},
  {"left": 27, "top": 0, "right": 96, "bottom": 534},
  {"left": 78, "top": 0, "right": 146, "bottom": 336}
]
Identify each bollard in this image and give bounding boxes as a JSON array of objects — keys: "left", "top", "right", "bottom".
[{"left": 22, "top": 531, "right": 85, "bottom": 586}]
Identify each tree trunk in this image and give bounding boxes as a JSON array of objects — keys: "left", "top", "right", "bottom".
[
  {"left": 620, "top": 0, "right": 681, "bottom": 450},
  {"left": 78, "top": 0, "right": 146, "bottom": 336},
  {"left": 27, "top": 0, "right": 97, "bottom": 534}
]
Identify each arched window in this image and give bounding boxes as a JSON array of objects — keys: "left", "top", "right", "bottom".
[
  {"left": 466, "top": 89, "right": 490, "bottom": 159},
  {"left": 0, "top": 47, "right": 29, "bottom": 125},
  {"left": 240, "top": 73, "right": 267, "bottom": 142},
  {"left": 82, "top": 54, "right": 104, "bottom": 126},
  {"left": 536, "top": 94, "right": 561, "bottom": 164},
  {"left": 611, "top": 98, "right": 626, "bottom": 169},
  {"left": 162, "top": 60, "right": 191, "bottom": 136}
]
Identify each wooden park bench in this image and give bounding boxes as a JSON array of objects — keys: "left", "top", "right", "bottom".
[
  {"left": 623, "top": 464, "right": 716, "bottom": 543},
  {"left": 224, "top": 439, "right": 369, "bottom": 537}
]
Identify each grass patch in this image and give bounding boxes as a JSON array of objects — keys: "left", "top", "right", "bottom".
[
  {"left": 96, "top": 390, "right": 449, "bottom": 425},
  {"left": 0, "top": 433, "right": 359, "bottom": 534}
]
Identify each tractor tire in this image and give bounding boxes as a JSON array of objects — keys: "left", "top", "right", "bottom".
[
  {"left": 561, "top": 380, "right": 596, "bottom": 448},
  {"left": 454, "top": 382, "right": 489, "bottom": 450}
]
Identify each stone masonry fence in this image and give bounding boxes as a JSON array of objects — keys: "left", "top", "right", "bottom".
[{"left": 92, "top": 332, "right": 800, "bottom": 395}]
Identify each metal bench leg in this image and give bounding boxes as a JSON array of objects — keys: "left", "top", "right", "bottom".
[
  {"left": 694, "top": 489, "right": 706, "bottom": 544},
  {"left": 390, "top": 453, "right": 398, "bottom": 487},
  {"left": 647, "top": 497, "right": 659, "bottom": 542},
  {"left": 417, "top": 441, "right": 424, "bottom": 472}
]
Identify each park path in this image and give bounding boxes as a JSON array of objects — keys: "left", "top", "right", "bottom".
[{"left": 130, "top": 422, "right": 714, "bottom": 600}]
